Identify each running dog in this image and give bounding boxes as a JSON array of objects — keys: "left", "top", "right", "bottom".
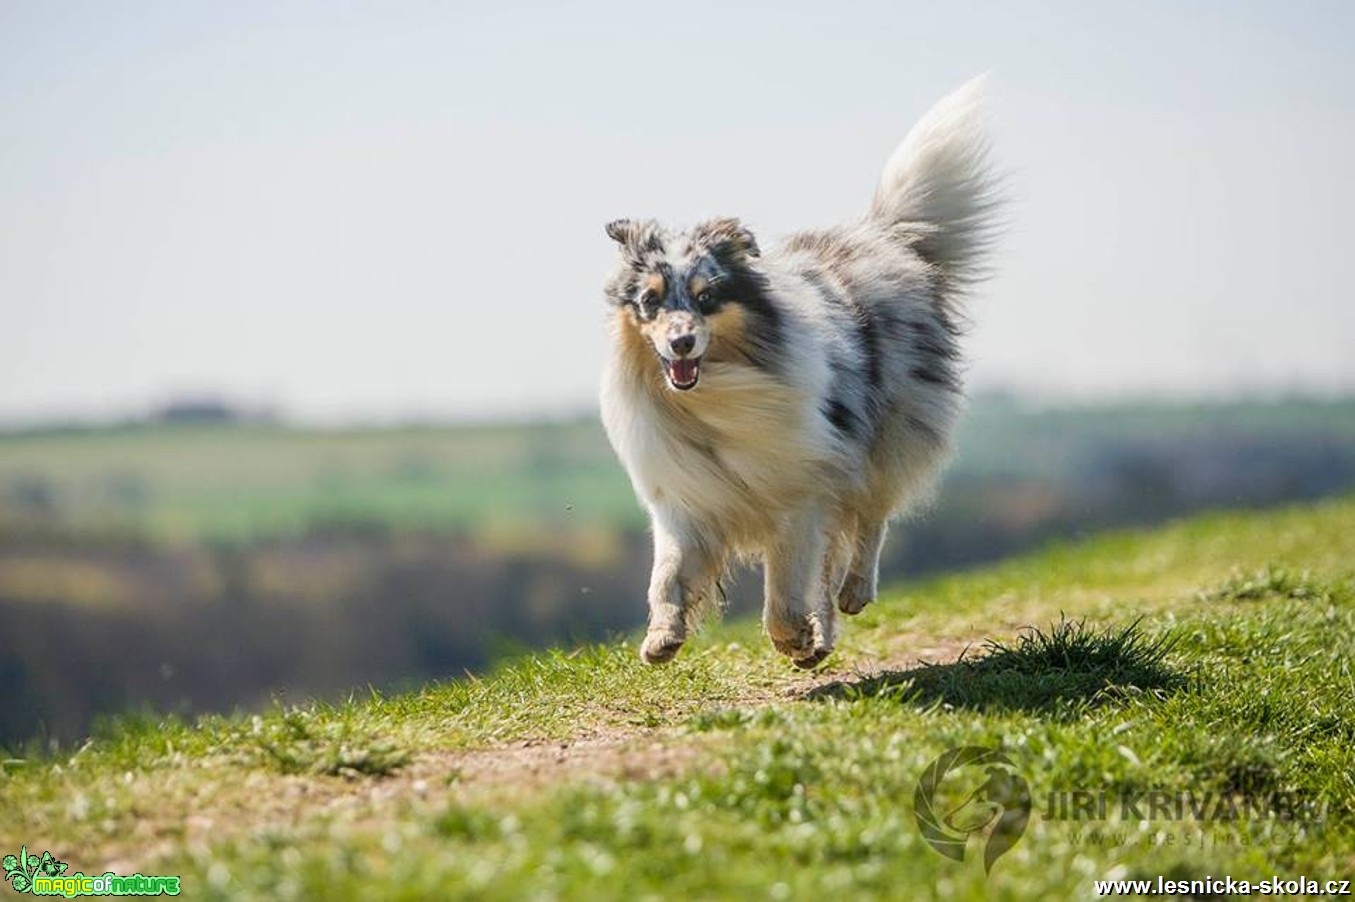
[{"left": 598, "top": 78, "right": 1000, "bottom": 668}]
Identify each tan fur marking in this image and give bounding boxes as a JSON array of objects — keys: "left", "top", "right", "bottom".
[
  {"left": 643, "top": 271, "right": 666, "bottom": 298},
  {"left": 615, "top": 306, "right": 669, "bottom": 368},
  {"left": 614, "top": 308, "right": 661, "bottom": 385},
  {"left": 704, "top": 304, "right": 755, "bottom": 366}
]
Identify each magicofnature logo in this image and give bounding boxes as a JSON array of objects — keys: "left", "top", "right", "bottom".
[
  {"left": 914, "top": 746, "right": 1032, "bottom": 874},
  {"left": 3, "top": 846, "right": 180, "bottom": 897},
  {"left": 3, "top": 848, "right": 65, "bottom": 894}
]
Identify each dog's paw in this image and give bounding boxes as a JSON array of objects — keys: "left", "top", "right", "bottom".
[
  {"left": 769, "top": 623, "right": 814, "bottom": 660},
  {"left": 768, "top": 619, "right": 833, "bottom": 668},
  {"left": 836, "top": 573, "right": 875, "bottom": 615},
  {"left": 640, "top": 628, "right": 685, "bottom": 664},
  {"left": 792, "top": 646, "right": 832, "bottom": 670}
]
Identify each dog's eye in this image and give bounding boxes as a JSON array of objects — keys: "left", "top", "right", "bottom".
[
  {"left": 696, "top": 290, "right": 712, "bottom": 307},
  {"left": 636, "top": 290, "right": 660, "bottom": 315}
]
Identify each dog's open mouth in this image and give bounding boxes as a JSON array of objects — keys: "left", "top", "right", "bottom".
[{"left": 664, "top": 356, "right": 701, "bottom": 391}]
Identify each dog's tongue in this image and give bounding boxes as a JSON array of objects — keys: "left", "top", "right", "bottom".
[{"left": 669, "top": 358, "right": 699, "bottom": 387}]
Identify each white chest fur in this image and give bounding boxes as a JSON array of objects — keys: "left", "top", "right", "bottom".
[{"left": 601, "top": 356, "right": 844, "bottom": 546}]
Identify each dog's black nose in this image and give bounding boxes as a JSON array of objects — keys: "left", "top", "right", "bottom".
[{"left": 670, "top": 334, "right": 696, "bottom": 357}]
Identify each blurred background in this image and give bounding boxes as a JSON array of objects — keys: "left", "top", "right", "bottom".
[{"left": 3, "top": 1, "right": 1353, "bottom": 745}]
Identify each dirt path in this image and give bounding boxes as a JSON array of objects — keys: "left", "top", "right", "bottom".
[
  {"left": 98, "top": 634, "right": 986, "bottom": 873},
  {"left": 430, "top": 633, "right": 982, "bottom": 790}
]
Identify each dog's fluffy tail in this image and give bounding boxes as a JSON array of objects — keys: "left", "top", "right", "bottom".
[{"left": 869, "top": 76, "right": 1001, "bottom": 289}]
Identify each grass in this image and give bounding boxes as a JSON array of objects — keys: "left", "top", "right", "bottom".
[
  {"left": 1, "top": 496, "right": 1354, "bottom": 899},
  {"left": 805, "top": 617, "right": 1186, "bottom": 714},
  {"left": 256, "top": 705, "right": 413, "bottom": 778}
]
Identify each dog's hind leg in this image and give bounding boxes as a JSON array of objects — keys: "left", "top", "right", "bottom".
[
  {"left": 764, "top": 507, "right": 836, "bottom": 669},
  {"left": 837, "top": 517, "right": 888, "bottom": 615},
  {"left": 822, "top": 514, "right": 856, "bottom": 601},
  {"left": 640, "top": 510, "right": 720, "bottom": 664}
]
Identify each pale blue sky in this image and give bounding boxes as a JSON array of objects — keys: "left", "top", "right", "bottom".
[{"left": 3, "top": 1, "right": 1353, "bottom": 423}]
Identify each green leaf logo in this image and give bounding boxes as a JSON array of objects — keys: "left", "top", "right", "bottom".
[
  {"left": 2, "top": 845, "right": 65, "bottom": 895},
  {"left": 3, "top": 845, "right": 33, "bottom": 894},
  {"left": 37, "top": 852, "right": 67, "bottom": 880}
]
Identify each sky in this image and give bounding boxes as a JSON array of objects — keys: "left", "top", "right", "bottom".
[{"left": 2, "top": 1, "right": 1353, "bottom": 424}]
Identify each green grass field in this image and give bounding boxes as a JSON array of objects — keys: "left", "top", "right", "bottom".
[
  {"left": 4, "top": 396, "right": 1353, "bottom": 542},
  {"left": 3, "top": 496, "right": 1353, "bottom": 898},
  {"left": 0, "top": 419, "right": 642, "bottom": 541}
]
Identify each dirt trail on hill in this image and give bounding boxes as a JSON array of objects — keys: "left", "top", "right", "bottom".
[
  {"left": 429, "top": 634, "right": 980, "bottom": 791},
  {"left": 102, "top": 634, "right": 983, "bottom": 874}
]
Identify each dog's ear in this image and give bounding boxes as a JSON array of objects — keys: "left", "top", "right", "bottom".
[
  {"left": 605, "top": 218, "right": 664, "bottom": 260},
  {"left": 605, "top": 218, "right": 634, "bottom": 246},
  {"left": 692, "top": 216, "right": 760, "bottom": 259}
]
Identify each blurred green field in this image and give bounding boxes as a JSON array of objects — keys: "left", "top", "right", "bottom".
[
  {"left": 0, "top": 418, "right": 641, "bottom": 541},
  {"left": 3, "top": 394, "right": 1353, "bottom": 748},
  {"left": 3, "top": 396, "right": 1354, "bottom": 543}
]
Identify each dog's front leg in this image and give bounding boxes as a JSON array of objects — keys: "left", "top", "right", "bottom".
[
  {"left": 764, "top": 507, "right": 835, "bottom": 669},
  {"left": 640, "top": 509, "right": 717, "bottom": 664}
]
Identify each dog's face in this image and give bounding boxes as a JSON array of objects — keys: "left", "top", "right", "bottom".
[{"left": 603, "top": 217, "right": 764, "bottom": 392}]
